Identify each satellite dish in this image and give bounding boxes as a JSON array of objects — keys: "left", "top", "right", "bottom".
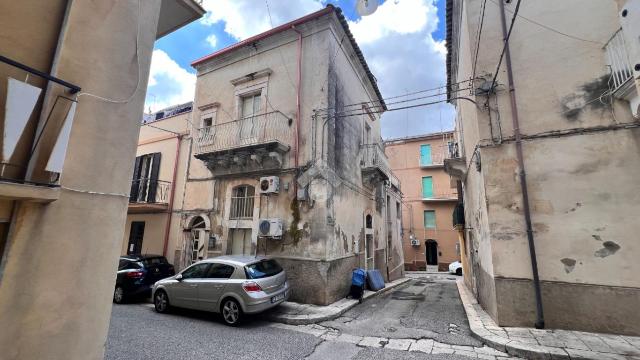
[{"left": 356, "top": 0, "right": 379, "bottom": 16}]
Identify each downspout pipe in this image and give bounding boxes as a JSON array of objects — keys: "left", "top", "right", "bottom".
[
  {"left": 162, "top": 135, "right": 182, "bottom": 257},
  {"left": 291, "top": 25, "right": 303, "bottom": 194},
  {"left": 498, "top": 0, "right": 544, "bottom": 329}
]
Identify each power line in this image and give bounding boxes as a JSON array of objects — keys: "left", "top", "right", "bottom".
[
  {"left": 489, "top": 0, "right": 522, "bottom": 90},
  {"left": 487, "top": 0, "right": 603, "bottom": 45},
  {"left": 471, "top": 0, "right": 488, "bottom": 79},
  {"left": 316, "top": 78, "right": 476, "bottom": 113}
]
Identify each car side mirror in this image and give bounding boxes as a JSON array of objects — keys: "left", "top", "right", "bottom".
[{"left": 175, "top": 273, "right": 183, "bottom": 281}]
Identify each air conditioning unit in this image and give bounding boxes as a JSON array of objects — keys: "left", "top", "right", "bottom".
[
  {"left": 410, "top": 239, "right": 420, "bottom": 246},
  {"left": 259, "top": 176, "right": 280, "bottom": 194},
  {"left": 258, "top": 218, "right": 284, "bottom": 238}
]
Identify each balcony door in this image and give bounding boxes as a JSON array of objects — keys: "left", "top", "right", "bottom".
[
  {"left": 240, "top": 93, "right": 261, "bottom": 143},
  {"left": 130, "top": 153, "right": 161, "bottom": 203},
  {"left": 230, "top": 229, "right": 252, "bottom": 255}
]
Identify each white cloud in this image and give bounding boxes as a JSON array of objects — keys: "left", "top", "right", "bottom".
[
  {"left": 206, "top": 33, "right": 218, "bottom": 48},
  {"left": 348, "top": 0, "right": 455, "bottom": 139},
  {"left": 145, "top": 49, "right": 196, "bottom": 112},
  {"left": 200, "top": 0, "right": 323, "bottom": 40}
]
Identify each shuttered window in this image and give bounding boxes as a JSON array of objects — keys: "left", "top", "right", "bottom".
[{"left": 130, "top": 153, "right": 161, "bottom": 203}]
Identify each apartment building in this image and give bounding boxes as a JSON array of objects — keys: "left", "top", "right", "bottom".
[
  {"left": 385, "top": 132, "right": 460, "bottom": 272},
  {"left": 122, "top": 102, "right": 192, "bottom": 258},
  {"left": 122, "top": 5, "right": 404, "bottom": 306},
  {"left": 0, "top": 1, "right": 204, "bottom": 359},
  {"left": 445, "top": 0, "right": 640, "bottom": 335}
]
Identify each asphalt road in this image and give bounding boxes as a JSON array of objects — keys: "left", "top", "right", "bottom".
[{"left": 105, "top": 273, "right": 497, "bottom": 360}]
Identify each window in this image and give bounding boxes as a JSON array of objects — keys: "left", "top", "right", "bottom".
[
  {"left": 241, "top": 93, "right": 261, "bottom": 118},
  {"left": 245, "top": 259, "right": 283, "bottom": 279},
  {"left": 396, "top": 201, "right": 401, "bottom": 219},
  {"left": 208, "top": 235, "right": 216, "bottom": 251},
  {"left": 181, "top": 263, "right": 209, "bottom": 279},
  {"left": 229, "top": 185, "right": 255, "bottom": 219},
  {"left": 424, "top": 210, "right": 436, "bottom": 229},
  {"left": 130, "top": 153, "right": 161, "bottom": 203},
  {"left": 118, "top": 259, "right": 128, "bottom": 270},
  {"left": 422, "top": 176, "right": 433, "bottom": 198},
  {"left": 365, "top": 214, "right": 373, "bottom": 229},
  {"left": 205, "top": 263, "right": 235, "bottom": 279},
  {"left": 203, "top": 117, "right": 213, "bottom": 127},
  {"left": 420, "top": 144, "right": 432, "bottom": 166}
]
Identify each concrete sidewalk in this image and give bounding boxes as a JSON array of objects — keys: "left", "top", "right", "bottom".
[
  {"left": 264, "top": 277, "right": 411, "bottom": 325},
  {"left": 456, "top": 279, "right": 640, "bottom": 360}
]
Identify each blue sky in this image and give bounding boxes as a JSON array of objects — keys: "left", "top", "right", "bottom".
[{"left": 147, "top": 0, "right": 453, "bottom": 139}]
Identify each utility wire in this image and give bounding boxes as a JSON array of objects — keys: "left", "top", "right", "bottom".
[
  {"left": 487, "top": 0, "right": 603, "bottom": 45},
  {"left": 316, "top": 78, "right": 475, "bottom": 113},
  {"left": 489, "top": 0, "right": 522, "bottom": 90},
  {"left": 471, "top": 0, "right": 488, "bottom": 80}
]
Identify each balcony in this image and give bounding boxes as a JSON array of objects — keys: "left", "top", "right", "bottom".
[
  {"left": 128, "top": 179, "right": 171, "bottom": 213},
  {"left": 604, "top": 28, "right": 637, "bottom": 101},
  {"left": 194, "top": 111, "right": 293, "bottom": 175},
  {"left": 360, "top": 144, "right": 399, "bottom": 186},
  {"left": 422, "top": 189, "right": 458, "bottom": 202},
  {"left": 443, "top": 141, "right": 467, "bottom": 182},
  {"left": 157, "top": 0, "right": 206, "bottom": 39}
]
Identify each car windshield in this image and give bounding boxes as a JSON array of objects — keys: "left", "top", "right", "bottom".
[{"left": 244, "top": 259, "right": 282, "bottom": 279}]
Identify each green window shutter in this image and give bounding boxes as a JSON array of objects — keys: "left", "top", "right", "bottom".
[
  {"left": 422, "top": 176, "right": 433, "bottom": 198},
  {"left": 424, "top": 210, "right": 436, "bottom": 229},
  {"left": 420, "top": 144, "right": 432, "bottom": 166}
]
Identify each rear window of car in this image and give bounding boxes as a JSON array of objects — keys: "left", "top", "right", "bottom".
[
  {"left": 140, "top": 257, "right": 168, "bottom": 267},
  {"left": 245, "top": 260, "right": 283, "bottom": 279}
]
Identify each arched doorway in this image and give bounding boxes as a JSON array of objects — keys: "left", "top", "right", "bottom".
[
  {"left": 425, "top": 239, "right": 438, "bottom": 266},
  {"left": 186, "top": 215, "right": 208, "bottom": 265}
]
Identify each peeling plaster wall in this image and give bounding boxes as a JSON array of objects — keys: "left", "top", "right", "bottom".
[{"left": 450, "top": 0, "right": 640, "bottom": 334}]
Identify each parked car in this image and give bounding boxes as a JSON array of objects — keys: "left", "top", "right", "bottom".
[
  {"left": 152, "top": 256, "right": 289, "bottom": 326},
  {"left": 114, "top": 255, "right": 175, "bottom": 304},
  {"left": 449, "top": 260, "right": 463, "bottom": 276}
]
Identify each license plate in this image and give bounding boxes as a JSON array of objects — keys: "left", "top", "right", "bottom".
[{"left": 271, "top": 292, "right": 285, "bottom": 303}]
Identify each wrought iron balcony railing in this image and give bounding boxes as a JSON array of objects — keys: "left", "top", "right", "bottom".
[
  {"left": 129, "top": 178, "right": 171, "bottom": 204},
  {"left": 361, "top": 143, "right": 399, "bottom": 185},
  {"left": 194, "top": 111, "right": 293, "bottom": 156},
  {"left": 604, "top": 28, "right": 636, "bottom": 100}
]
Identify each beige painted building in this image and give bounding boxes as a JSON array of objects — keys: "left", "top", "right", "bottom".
[
  {"left": 385, "top": 132, "right": 460, "bottom": 272},
  {"left": 0, "top": 1, "right": 204, "bottom": 359},
  {"left": 445, "top": 0, "right": 640, "bottom": 335},
  {"left": 122, "top": 5, "right": 404, "bottom": 306}
]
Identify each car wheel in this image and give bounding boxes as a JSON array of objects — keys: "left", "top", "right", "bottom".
[
  {"left": 221, "top": 298, "right": 243, "bottom": 326},
  {"left": 456, "top": 268, "right": 462, "bottom": 276},
  {"left": 113, "top": 286, "right": 125, "bottom": 304},
  {"left": 154, "top": 290, "right": 170, "bottom": 313}
]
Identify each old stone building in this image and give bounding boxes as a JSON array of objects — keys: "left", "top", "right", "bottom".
[
  {"left": 0, "top": 1, "right": 204, "bottom": 359},
  {"left": 385, "top": 132, "right": 460, "bottom": 272},
  {"left": 445, "top": 0, "right": 640, "bottom": 335},
  {"left": 122, "top": 5, "right": 404, "bottom": 306}
]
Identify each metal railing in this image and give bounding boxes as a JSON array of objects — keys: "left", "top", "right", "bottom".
[
  {"left": 445, "top": 142, "right": 460, "bottom": 159},
  {"left": 604, "top": 28, "right": 635, "bottom": 99},
  {"left": 194, "top": 111, "right": 293, "bottom": 155},
  {"left": 229, "top": 195, "right": 255, "bottom": 220},
  {"left": 129, "top": 178, "right": 171, "bottom": 204},
  {"left": 361, "top": 143, "right": 400, "bottom": 185}
]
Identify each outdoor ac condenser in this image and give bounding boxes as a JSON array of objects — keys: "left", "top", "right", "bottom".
[{"left": 258, "top": 218, "right": 284, "bottom": 238}]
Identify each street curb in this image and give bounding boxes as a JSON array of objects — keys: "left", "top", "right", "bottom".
[
  {"left": 456, "top": 279, "right": 640, "bottom": 360},
  {"left": 267, "top": 277, "right": 412, "bottom": 325}
]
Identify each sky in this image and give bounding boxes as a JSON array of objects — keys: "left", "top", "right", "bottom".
[{"left": 146, "top": 0, "right": 453, "bottom": 140}]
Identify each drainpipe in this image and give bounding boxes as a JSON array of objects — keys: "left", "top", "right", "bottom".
[
  {"left": 498, "top": 0, "right": 544, "bottom": 329},
  {"left": 162, "top": 135, "right": 182, "bottom": 257},
  {"left": 291, "top": 25, "right": 303, "bottom": 193}
]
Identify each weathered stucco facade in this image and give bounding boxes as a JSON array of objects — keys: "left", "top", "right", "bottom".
[
  {"left": 385, "top": 132, "right": 460, "bottom": 272},
  {"left": 0, "top": 1, "right": 204, "bottom": 359},
  {"left": 122, "top": 6, "right": 404, "bottom": 306},
  {"left": 446, "top": 0, "right": 640, "bottom": 335}
]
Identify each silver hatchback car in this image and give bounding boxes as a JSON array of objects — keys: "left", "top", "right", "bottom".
[{"left": 152, "top": 256, "right": 289, "bottom": 325}]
